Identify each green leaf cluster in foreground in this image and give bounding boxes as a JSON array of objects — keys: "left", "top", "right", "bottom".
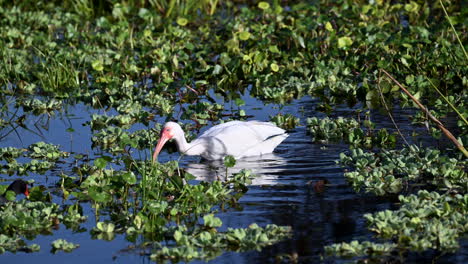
[
  {"left": 323, "top": 144, "right": 467, "bottom": 260},
  {"left": 0, "top": 155, "right": 290, "bottom": 256},
  {"left": 151, "top": 216, "right": 291, "bottom": 262},
  {"left": 0, "top": 200, "right": 86, "bottom": 252},
  {"left": 340, "top": 146, "right": 467, "bottom": 195},
  {"left": 306, "top": 116, "right": 397, "bottom": 149},
  {"left": 326, "top": 191, "right": 467, "bottom": 258},
  {"left": 51, "top": 239, "right": 79, "bottom": 253},
  {"left": 0, "top": 142, "right": 69, "bottom": 175}
]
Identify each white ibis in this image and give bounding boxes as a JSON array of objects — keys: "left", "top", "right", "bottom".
[{"left": 152, "top": 121, "right": 288, "bottom": 161}]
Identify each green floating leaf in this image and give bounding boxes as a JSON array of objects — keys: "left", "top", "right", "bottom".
[
  {"left": 234, "top": 98, "right": 245, "bottom": 107},
  {"left": 325, "top": 21, "right": 334, "bottom": 32},
  {"left": 268, "top": 45, "right": 280, "bottom": 53},
  {"left": 337, "top": 36, "right": 353, "bottom": 49},
  {"left": 96, "top": 222, "right": 115, "bottom": 233},
  {"left": 91, "top": 60, "right": 104, "bottom": 71},
  {"left": 121, "top": 172, "right": 136, "bottom": 185},
  {"left": 213, "top": 64, "right": 223, "bottom": 75},
  {"left": 239, "top": 31, "right": 251, "bottom": 41},
  {"left": 223, "top": 155, "right": 236, "bottom": 168},
  {"left": 203, "top": 214, "right": 223, "bottom": 228},
  {"left": 258, "top": 2, "right": 270, "bottom": 10},
  {"left": 270, "top": 63, "right": 279, "bottom": 72},
  {"left": 176, "top": 17, "right": 188, "bottom": 26},
  {"left": 94, "top": 157, "right": 108, "bottom": 169},
  {"left": 51, "top": 239, "right": 79, "bottom": 253}
]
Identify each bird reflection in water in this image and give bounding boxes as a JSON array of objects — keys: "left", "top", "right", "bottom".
[{"left": 183, "top": 153, "right": 287, "bottom": 186}]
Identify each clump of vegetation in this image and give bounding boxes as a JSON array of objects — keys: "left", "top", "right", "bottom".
[
  {"left": 340, "top": 146, "right": 467, "bottom": 195},
  {"left": 0, "top": 142, "right": 69, "bottom": 175},
  {"left": 306, "top": 116, "right": 397, "bottom": 149},
  {"left": 326, "top": 191, "right": 467, "bottom": 259},
  {"left": 51, "top": 239, "right": 79, "bottom": 253},
  {"left": 150, "top": 215, "right": 291, "bottom": 262},
  {"left": 270, "top": 113, "right": 299, "bottom": 130},
  {"left": 0, "top": 234, "right": 40, "bottom": 254}
]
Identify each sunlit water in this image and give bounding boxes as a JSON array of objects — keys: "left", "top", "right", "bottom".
[{"left": 0, "top": 94, "right": 466, "bottom": 263}]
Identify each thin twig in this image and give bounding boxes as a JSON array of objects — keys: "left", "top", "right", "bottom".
[
  {"left": 409, "top": 59, "right": 468, "bottom": 126},
  {"left": 377, "top": 70, "right": 411, "bottom": 148},
  {"left": 381, "top": 69, "right": 468, "bottom": 158},
  {"left": 439, "top": 0, "right": 468, "bottom": 61}
]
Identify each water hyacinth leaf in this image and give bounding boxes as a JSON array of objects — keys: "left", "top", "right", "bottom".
[
  {"left": 297, "top": 35, "right": 305, "bottom": 48},
  {"left": 225, "top": 38, "right": 239, "bottom": 51},
  {"left": 173, "top": 230, "right": 182, "bottom": 242},
  {"left": 239, "top": 31, "right": 251, "bottom": 41},
  {"left": 91, "top": 60, "right": 104, "bottom": 71},
  {"left": 203, "top": 214, "right": 222, "bottom": 228},
  {"left": 121, "top": 172, "right": 136, "bottom": 185},
  {"left": 0, "top": 185, "right": 7, "bottom": 195},
  {"left": 94, "top": 157, "right": 109, "bottom": 169},
  {"left": 258, "top": 2, "right": 270, "bottom": 10},
  {"left": 96, "top": 222, "right": 115, "bottom": 233},
  {"left": 3, "top": 191, "right": 16, "bottom": 201},
  {"left": 213, "top": 64, "right": 223, "bottom": 75},
  {"left": 176, "top": 17, "right": 188, "bottom": 26},
  {"left": 270, "top": 63, "right": 279, "bottom": 72},
  {"left": 51, "top": 239, "right": 79, "bottom": 253},
  {"left": 404, "top": 2, "right": 420, "bottom": 12},
  {"left": 223, "top": 155, "right": 236, "bottom": 168},
  {"left": 337, "top": 36, "right": 353, "bottom": 49},
  {"left": 268, "top": 45, "right": 280, "bottom": 53},
  {"left": 234, "top": 98, "right": 245, "bottom": 107},
  {"left": 170, "top": 208, "right": 178, "bottom": 216},
  {"left": 88, "top": 187, "right": 112, "bottom": 203}
]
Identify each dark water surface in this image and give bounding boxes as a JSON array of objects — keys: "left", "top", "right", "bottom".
[{"left": 1, "top": 95, "right": 466, "bottom": 263}]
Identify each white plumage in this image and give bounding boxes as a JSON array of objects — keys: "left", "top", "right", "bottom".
[{"left": 152, "top": 121, "right": 288, "bottom": 161}]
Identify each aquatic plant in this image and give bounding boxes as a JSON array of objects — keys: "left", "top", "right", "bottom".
[
  {"left": 0, "top": 142, "right": 69, "bottom": 176},
  {"left": 306, "top": 116, "right": 397, "bottom": 149},
  {"left": 270, "top": 113, "right": 299, "bottom": 130},
  {"left": 51, "top": 239, "right": 79, "bottom": 253},
  {"left": 150, "top": 216, "right": 291, "bottom": 262},
  {"left": 340, "top": 146, "right": 467, "bottom": 195},
  {"left": 0, "top": 234, "right": 40, "bottom": 254},
  {"left": 326, "top": 191, "right": 468, "bottom": 259}
]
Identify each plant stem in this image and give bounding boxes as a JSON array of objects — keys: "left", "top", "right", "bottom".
[
  {"left": 377, "top": 70, "right": 411, "bottom": 148},
  {"left": 381, "top": 69, "right": 468, "bottom": 158},
  {"left": 425, "top": 76, "right": 468, "bottom": 126},
  {"left": 439, "top": 0, "right": 468, "bottom": 61},
  {"left": 412, "top": 61, "right": 468, "bottom": 126}
]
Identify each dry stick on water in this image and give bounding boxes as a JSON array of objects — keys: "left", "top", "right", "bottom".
[{"left": 381, "top": 69, "right": 468, "bottom": 158}]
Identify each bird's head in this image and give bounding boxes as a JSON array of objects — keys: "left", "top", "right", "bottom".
[{"left": 152, "top": 122, "right": 183, "bottom": 162}]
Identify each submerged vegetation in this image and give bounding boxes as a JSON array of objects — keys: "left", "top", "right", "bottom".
[{"left": 0, "top": 0, "right": 466, "bottom": 262}]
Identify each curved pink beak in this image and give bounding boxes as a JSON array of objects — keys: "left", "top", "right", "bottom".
[{"left": 152, "top": 131, "right": 171, "bottom": 162}]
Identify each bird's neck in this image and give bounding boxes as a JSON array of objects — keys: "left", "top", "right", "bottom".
[{"left": 174, "top": 134, "right": 205, "bottom": 156}]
